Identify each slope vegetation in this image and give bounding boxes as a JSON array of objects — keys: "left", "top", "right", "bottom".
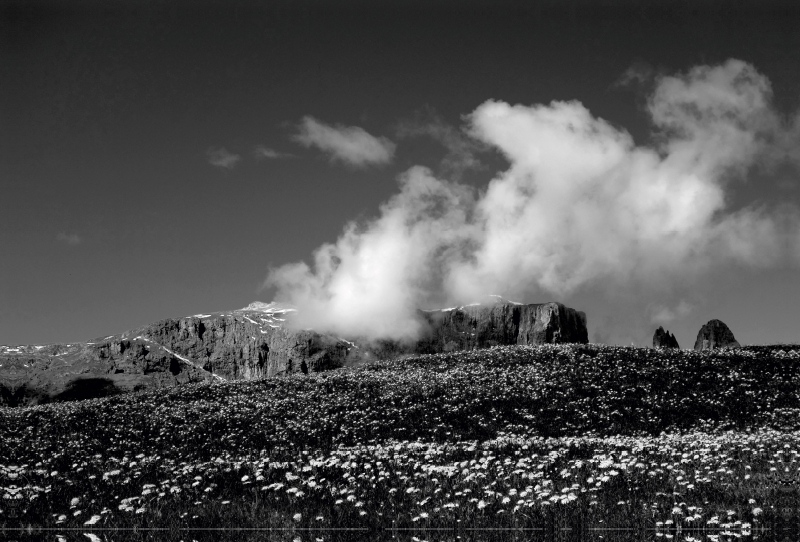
[{"left": 2, "top": 344, "right": 799, "bottom": 540}]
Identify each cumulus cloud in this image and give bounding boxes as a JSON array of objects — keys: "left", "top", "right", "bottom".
[
  {"left": 293, "top": 116, "right": 395, "bottom": 167},
  {"left": 266, "top": 59, "right": 800, "bottom": 343},
  {"left": 57, "top": 232, "right": 82, "bottom": 246},
  {"left": 253, "top": 145, "right": 293, "bottom": 160},
  {"left": 207, "top": 147, "right": 241, "bottom": 169}
]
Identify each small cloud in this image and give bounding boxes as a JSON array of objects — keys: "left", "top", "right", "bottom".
[
  {"left": 207, "top": 147, "right": 241, "bottom": 169},
  {"left": 292, "top": 116, "right": 395, "bottom": 167},
  {"left": 615, "top": 61, "right": 655, "bottom": 88},
  {"left": 253, "top": 145, "right": 293, "bottom": 160},
  {"left": 396, "top": 107, "right": 487, "bottom": 179},
  {"left": 57, "top": 232, "right": 82, "bottom": 246},
  {"left": 650, "top": 300, "right": 694, "bottom": 324}
]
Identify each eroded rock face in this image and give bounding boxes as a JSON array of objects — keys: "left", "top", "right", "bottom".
[
  {"left": 693, "top": 319, "right": 740, "bottom": 351},
  {"left": 419, "top": 300, "right": 588, "bottom": 350},
  {"left": 653, "top": 326, "right": 680, "bottom": 349},
  {"left": 350, "top": 298, "right": 588, "bottom": 361},
  {"left": 128, "top": 310, "right": 350, "bottom": 381},
  {"left": 0, "top": 304, "right": 352, "bottom": 406}
]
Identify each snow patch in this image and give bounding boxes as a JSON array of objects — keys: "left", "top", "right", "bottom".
[
  {"left": 159, "top": 344, "right": 225, "bottom": 382},
  {"left": 488, "top": 294, "right": 522, "bottom": 305},
  {"left": 193, "top": 314, "right": 211, "bottom": 318},
  {"left": 240, "top": 301, "right": 297, "bottom": 314}
]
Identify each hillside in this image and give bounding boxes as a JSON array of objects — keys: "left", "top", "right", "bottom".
[{"left": 2, "top": 344, "right": 799, "bottom": 540}]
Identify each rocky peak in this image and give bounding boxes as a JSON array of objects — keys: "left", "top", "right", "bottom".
[
  {"left": 693, "top": 319, "right": 740, "bottom": 351},
  {"left": 653, "top": 326, "right": 680, "bottom": 349}
]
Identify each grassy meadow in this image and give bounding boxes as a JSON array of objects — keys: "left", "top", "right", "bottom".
[{"left": 2, "top": 343, "right": 800, "bottom": 541}]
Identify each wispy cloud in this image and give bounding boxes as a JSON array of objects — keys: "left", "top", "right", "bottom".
[
  {"left": 292, "top": 116, "right": 395, "bottom": 167},
  {"left": 614, "top": 60, "right": 656, "bottom": 88},
  {"left": 207, "top": 147, "right": 241, "bottom": 169},
  {"left": 266, "top": 59, "right": 800, "bottom": 343},
  {"left": 253, "top": 145, "right": 293, "bottom": 160},
  {"left": 57, "top": 232, "right": 82, "bottom": 246},
  {"left": 649, "top": 300, "right": 694, "bottom": 324},
  {"left": 396, "top": 108, "right": 486, "bottom": 179}
]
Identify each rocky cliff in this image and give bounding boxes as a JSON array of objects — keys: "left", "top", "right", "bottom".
[
  {"left": 350, "top": 297, "right": 588, "bottom": 361},
  {"left": 694, "top": 319, "right": 741, "bottom": 351},
  {"left": 0, "top": 303, "right": 352, "bottom": 407},
  {"left": 419, "top": 298, "right": 587, "bottom": 349},
  {"left": 126, "top": 303, "right": 350, "bottom": 380},
  {"left": 1, "top": 298, "right": 588, "bottom": 406}
]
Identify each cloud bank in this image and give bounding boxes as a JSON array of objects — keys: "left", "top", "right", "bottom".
[
  {"left": 267, "top": 59, "right": 800, "bottom": 342},
  {"left": 293, "top": 116, "right": 396, "bottom": 167}
]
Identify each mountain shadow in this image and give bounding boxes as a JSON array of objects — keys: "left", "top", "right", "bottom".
[{"left": 52, "top": 378, "right": 124, "bottom": 402}]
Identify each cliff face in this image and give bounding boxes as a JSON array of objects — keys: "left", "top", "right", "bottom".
[
  {"left": 352, "top": 299, "right": 588, "bottom": 360},
  {"left": 418, "top": 300, "right": 588, "bottom": 352},
  {"left": 0, "top": 303, "right": 352, "bottom": 406},
  {"left": 128, "top": 306, "right": 350, "bottom": 380},
  {"left": 0, "top": 299, "right": 588, "bottom": 406}
]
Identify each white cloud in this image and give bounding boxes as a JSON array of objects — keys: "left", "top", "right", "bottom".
[
  {"left": 253, "top": 145, "right": 293, "bottom": 160},
  {"left": 266, "top": 166, "right": 475, "bottom": 340},
  {"left": 207, "top": 147, "right": 241, "bottom": 169},
  {"left": 293, "top": 116, "right": 395, "bottom": 167},
  {"left": 267, "top": 60, "right": 800, "bottom": 342},
  {"left": 57, "top": 232, "right": 82, "bottom": 246}
]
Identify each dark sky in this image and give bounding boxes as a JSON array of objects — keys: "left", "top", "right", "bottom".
[{"left": 2, "top": 0, "right": 799, "bottom": 347}]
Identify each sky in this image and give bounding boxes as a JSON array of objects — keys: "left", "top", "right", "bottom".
[{"left": 2, "top": 0, "right": 799, "bottom": 347}]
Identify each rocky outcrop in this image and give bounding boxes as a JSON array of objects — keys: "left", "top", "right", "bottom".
[
  {"left": 350, "top": 297, "right": 588, "bottom": 361},
  {"left": 418, "top": 299, "right": 588, "bottom": 351},
  {"left": 693, "top": 319, "right": 740, "bottom": 351},
  {"left": 653, "top": 326, "right": 680, "bottom": 349}
]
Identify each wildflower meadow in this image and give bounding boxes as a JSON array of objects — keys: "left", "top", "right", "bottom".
[{"left": 2, "top": 344, "right": 800, "bottom": 541}]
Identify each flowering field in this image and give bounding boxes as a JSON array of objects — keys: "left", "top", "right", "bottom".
[{"left": 2, "top": 344, "right": 800, "bottom": 541}]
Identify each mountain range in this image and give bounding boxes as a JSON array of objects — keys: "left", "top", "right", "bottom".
[{"left": 0, "top": 297, "right": 587, "bottom": 406}]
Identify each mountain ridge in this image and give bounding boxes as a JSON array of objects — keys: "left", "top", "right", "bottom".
[{"left": 0, "top": 298, "right": 587, "bottom": 406}]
